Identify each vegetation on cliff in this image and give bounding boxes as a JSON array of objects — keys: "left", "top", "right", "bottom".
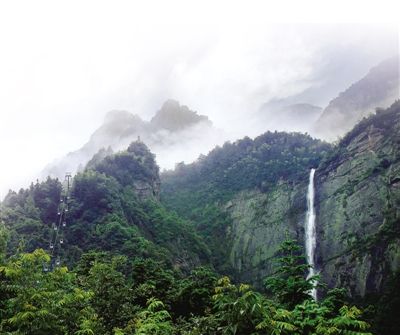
[
  {"left": 161, "top": 132, "right": 331, "bottom": 274},
  {"left": 162, "top": 132, "right": 331, "bottom": 214},
  {"left": 1, "top": 103, "right": 400, "bottom": 334}
]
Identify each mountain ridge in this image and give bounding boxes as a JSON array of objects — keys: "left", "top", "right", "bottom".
[
  {"left": 313, "top": 56, "right": 400, "bottom": 140},
  {"left": 42, "top": 99, "right": 214, "bottom": 179},
  {"left": 161, "top": 100, "right": 400, "bottom": 299}
]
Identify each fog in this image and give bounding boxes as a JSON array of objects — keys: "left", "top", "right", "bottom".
[{"left": 0, "top": 1, "right": 399, "bottom": 198}]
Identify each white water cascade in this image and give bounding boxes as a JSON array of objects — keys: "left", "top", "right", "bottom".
[{"left": 305, "top": 168, "right": 317, "bottom": 300}]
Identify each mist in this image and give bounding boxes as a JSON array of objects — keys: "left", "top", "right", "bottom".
[{"left": 0, "top": 1, "right": 398, "bottom": 198}]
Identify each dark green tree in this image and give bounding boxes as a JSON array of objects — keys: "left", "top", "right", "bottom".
[
  {"left": 0, "top": 249, "right": 98, "bottom": 335},
  {"left": 265, "top": 238, "right": 319, "bottom": 309},
  {"left": 173, "top": 267, "right": 217, "bottom": 317},
  {"left": 85, "top": 261, "right": 131, "bottom": 334}
]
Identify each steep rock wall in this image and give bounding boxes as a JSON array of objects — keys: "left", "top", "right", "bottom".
[
  {"left": 225, "top": 181, "right": 308, "bottom": 286},
  {"left": 315, "top": 104, "right": 400, "bottom": 297},
  {"left": 224, "top": 103, "right": 400, "bottom": 297}
]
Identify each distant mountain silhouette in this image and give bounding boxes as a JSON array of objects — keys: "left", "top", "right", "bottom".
[
  {"left": 260, "top": 102, "right": 322, "bottom": 133},
  {"left": 42, "top": 100, "right": 214, "bottom": 179},
  {"left": 312, "top": 56, "right": 399, "bottom": 140}
]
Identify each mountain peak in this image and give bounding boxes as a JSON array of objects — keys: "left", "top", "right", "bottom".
[{"left": 150, "top": 99, "right": 211, "bottom": 131}]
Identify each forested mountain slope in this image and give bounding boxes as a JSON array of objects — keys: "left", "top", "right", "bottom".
[
  {"left": 161, "top": 101, "right": 400, "bottom": 299},
  {"left": 161, "top": 133, "right": 332, "bottom": 276},
  {"left": 1, "top": 141, "right": 209, "bottom": 270},
  {"left": 315, "top": 101, "right": 400, "bottom": 330},
  {"left": 1, "top": 102, "right": 399, "bottom": 334}
]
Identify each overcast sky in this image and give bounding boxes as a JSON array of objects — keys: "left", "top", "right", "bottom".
[{"left": 0, "top": 0, "right": 399, "bottom": 199}]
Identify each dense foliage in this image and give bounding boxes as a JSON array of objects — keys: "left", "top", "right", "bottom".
[
  {"left": 162, "top": 132, "right": 331, "bottom": 214},
  {"left": 2, "top": 105, "right": 399, "bottom": 334},
  {"left": 0, "top": 141, "right": 208, "bottom": 270},
  {"left": 161, "top": 132, "right": 331, "bottom": 274},
  {"left": 0, "top": 235, "right": 372, "bottom": 335}
]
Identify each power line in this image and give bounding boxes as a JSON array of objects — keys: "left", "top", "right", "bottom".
[{"left": 46, "top": 173, "right": 72, "bottom": 270}]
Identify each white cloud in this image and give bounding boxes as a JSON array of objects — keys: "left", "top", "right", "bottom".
[{"left": 0, "top": 1, "right": 398, "bottom": 198}]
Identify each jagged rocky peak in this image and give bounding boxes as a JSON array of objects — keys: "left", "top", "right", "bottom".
[
  {"left": 150, "top": 99, "right": 212, "bottom": 131},
  {"left": 41, "top": 99, "right": 216, "bottom": 180}
]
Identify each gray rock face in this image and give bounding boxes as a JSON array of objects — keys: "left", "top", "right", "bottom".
[
  {"left": 315, "top": 104, "right": 400, "bottom": 297},
  {"left": 223, "top": 103, "right": 400, "bottom": 297},
  {"left": 225, "top": 182, "right": 308, "bottom": 287},
  {"left": 132, "top": 179, "right": 161, "bottom": 201}
]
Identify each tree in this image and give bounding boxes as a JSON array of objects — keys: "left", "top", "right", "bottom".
[
  {"left": 86, "top": 262, "right": 131, "bottom": 334},
  {"left": 265, "top": 238, "right": 319, "bottom": 309},
  {"left": 0, "top": 222, "right": 8, "bottom": 262},
  {"left": 120, "top": 298, "right": 174, "bottom": 335},
  {"left": 0, "top": 249, "right": 97, "bottom": 335},
  {"left": 173, "top": 267, "right": 217, "bottom": 317},
  {"left": 212, "top": 276, "right": 267, "bottom": 335},
  {"left": 261, "top": 239, "right": 372, "bottom": 335}
]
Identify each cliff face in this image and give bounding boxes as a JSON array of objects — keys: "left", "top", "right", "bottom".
[
  {"left": 315, "top": 102, "right": 400, "bottom": 297},
  {"left": 220, "top": 102, "right": 400, "bottom": 297},
  {"left": 160, "top": 101, "right": 400, "bottom": 297},
  {"left": 225, "top": 182, "right": 307, "bottom": 286}
]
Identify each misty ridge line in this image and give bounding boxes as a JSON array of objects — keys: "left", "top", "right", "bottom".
[
  {"left": 41, "top": 99, "right": 223, "bottom": 180},
  {"left": 1, "top": 18, "right": 398, "bottom": 199},
  {"left": 39, "top": 55, "right": 399, "bottom": 184},
  {"left": 0, "top": 54, "right": 397, "bottom": 200}
]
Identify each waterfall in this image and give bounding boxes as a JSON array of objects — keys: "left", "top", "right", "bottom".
[{"left": 305, "top": 168, "right": 317, "bottom": 300}]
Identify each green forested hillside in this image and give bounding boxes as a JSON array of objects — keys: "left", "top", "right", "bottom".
[
  {"left": 1, "top": 141, "right": 209, "bottom": 270},
  {"left": 1, "top": 104, "right": 399, "bottom": 334},
  {"left": 0, "top": 136, "right": 371, "bottom": 335},
  {"left": 0, "top": 230, "right": 373, "bottom": 334},
  {"left": 162, "top": 132, "right": 331, "bottom": 213},
  {"left": 160, "top": 101, "right": 400, "bottom": 335},
  {"left": 161, "top": 132, "right": 331, "bottom": 275}
]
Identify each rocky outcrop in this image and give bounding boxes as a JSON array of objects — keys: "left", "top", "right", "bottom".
[
  {"left": 91, "top": 140, "right": 162, "bottom": 201},
  {"left": 132, "top": 179, "right": 161, "bottom": 201},
  {"left": 224, "top": 181, "right": 308, "bottom": 287},
  {"left": 223, "top": 102, "right": 400, "bottom": 297},
  {"left": 315, "top": 101, "right": 400, "bottom": 297}
]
